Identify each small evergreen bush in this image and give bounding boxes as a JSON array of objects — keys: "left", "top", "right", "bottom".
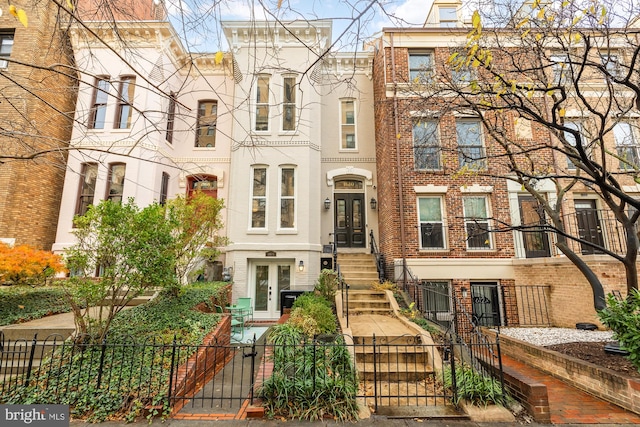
[{"left": 598, "top": 289, "right": 640, "bottom": 372}]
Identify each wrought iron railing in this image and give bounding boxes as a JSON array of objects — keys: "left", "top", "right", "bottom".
[{"left": 369, "top": 230, "right": 385, "bottom": 283}]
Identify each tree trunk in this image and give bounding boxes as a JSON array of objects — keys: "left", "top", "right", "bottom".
[{"left": 555, "top": 240, "right": 606, "bottom": 310}]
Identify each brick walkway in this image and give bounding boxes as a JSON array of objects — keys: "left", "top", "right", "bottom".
[{"left": 501, "top": 354, "right": 640, "bottom": 424}]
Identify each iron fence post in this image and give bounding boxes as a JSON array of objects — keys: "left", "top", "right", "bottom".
[
  {"left": 312, "top": 339, "right": 317, "bottom": 393},
  {"left": 167, "top": 335, "right": 178, "bottom": 407},
  {"left": 496, "top": 332, "right": 506, "bottom": 404},
  {"left": 346, "top": 283, "right": 349, "bottom": 328},
  {"left": 25, "top": 333, "right": 38, "bottom": 386},
  {"left": 96, "top": 337, "right": 107, "bottom": 390},
  {"left": 372, "top": 334, "right": 377, "bottom": 412},
  {"left": 249, "top": 334, "right": 257, "bottom": 405},
  {"left": 449, "top": 339, "right": 457, "bottom": 405}
]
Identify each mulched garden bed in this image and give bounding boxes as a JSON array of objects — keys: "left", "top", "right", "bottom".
[{"left": 545, "top": 341, "right": 640, "bottom": 380}]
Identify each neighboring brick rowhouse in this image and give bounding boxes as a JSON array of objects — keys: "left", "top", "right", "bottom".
[
  {"left": 0, "top": 0, "right": 77, "bottom": 250},
  {"left": 76, "top": 0, "right": 166, "bottom": 21},
  {"left": 514, "top": 257, "right": 629, "bottom": 328}
]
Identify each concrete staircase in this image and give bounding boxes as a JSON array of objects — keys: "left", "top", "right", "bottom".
[
  {"left": 346, "top": 289, "right": 393, "bottom": 316},
  {"left": 336, "top": 253, "right": 380, "bottom": 290}
]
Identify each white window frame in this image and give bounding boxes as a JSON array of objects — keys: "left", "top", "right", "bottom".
[
  {"left": 438, "top": 7, "right": 457, "bottom": 27},
  {"left": 282, "top": 75, "right": 297, "bottom": 132},
  {"left": 417, "top": 196, "right": 447, "bottom": 250},
  {"left": 255, "top": 75, "right": 270, "bottom": 132},
  {"left": 563, "top": 120, "right": 586, "bottom": 170},
  {"left": 456, "top": 118, "right": 486, "bottom": 169},
  {"left": 413, "top": 119, "right": 441, "bottom": 170},
  {"left": 409, "top": 51, "right": 434, "bottom": 84},
  {"left": 615, "top": 121, "right": 640, "bottom": 169},
  {"left": 250, "top": 166, "right": 268, "bottom": 230},
  {"left": 601, "top": 53, "right": 621, "bottom": 80},
  {"left": 0, "top": 33, "right": 14, "bottom": 69},
  {"left": 463, "top": 195, "right": 493, "bottom": 250},
  {"left": 340, "top": 99, "right": 357, "bottom": 150},
  {"left": 551, "top": 54, "right": 569, "bottom": 85},
  {"left": 278, "top": 166, "right": 296, "bottom": 231}
]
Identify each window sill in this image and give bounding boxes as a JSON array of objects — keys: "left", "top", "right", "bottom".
[
  {"left": 276, "top": 229, "right": 298, "bottom": 235},
  {"left": 418, "top": 248, "right": 450, "bottom": 253},
  {"left": 194, "top": 146, "right": 217, "bottom": 150},
  {"left": 339, "top": 148, "right": 359, "bottom": 153},
  {"left": 246, "top": 229, "right": 269, "bottom": 235},
  {"left": 278, "top": 131, "right": 299, "bottom": 136},
  {"left": 465, "top": 249, "right": 497, "bottom": 254}
]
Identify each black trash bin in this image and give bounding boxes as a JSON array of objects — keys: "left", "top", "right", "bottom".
[{"left": 280, "top": 290, "right": 305, "bottom": 315}]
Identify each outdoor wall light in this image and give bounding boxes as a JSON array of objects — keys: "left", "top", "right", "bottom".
[
  {"left": 370, "top": 197, "right": 377, "bottom": 210},
  {"left": 461, "top": 287, "right": 468, "bottom": 298},
  {"left": 298, "top": 260, "right": 305, "bottom": 272},
  {"left": 324, "top": 197, "right": 331, "bottom": 210}
]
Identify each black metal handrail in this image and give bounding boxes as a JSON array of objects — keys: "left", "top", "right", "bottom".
[{"left": 369, "top": 230, "right": 385, "bottom": 283}]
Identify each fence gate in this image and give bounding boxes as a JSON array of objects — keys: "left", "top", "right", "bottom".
[{"left": 169, "top": 336, "right": 263, "bottom": 416}]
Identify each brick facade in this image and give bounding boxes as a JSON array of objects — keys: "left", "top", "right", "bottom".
[{"left": 0, "top": 0, "right": 77, "bottom": 249}]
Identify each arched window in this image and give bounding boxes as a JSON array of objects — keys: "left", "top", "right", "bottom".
[{"left": 187, "top": 175, "right": 218, "bottom": 198}]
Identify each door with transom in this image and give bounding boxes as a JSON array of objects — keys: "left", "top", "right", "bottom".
[
  {"left": 334, "top": 193, "right": 365, "bottom": 248},
  {"left": 252, "top": 261, "right": 292, "bottom": 319}
]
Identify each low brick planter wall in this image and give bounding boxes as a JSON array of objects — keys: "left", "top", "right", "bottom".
[
  {"left": 501, "top": 364, "right": 551, "bottom": 423},
  {"left": 496, "top": 332, "right": 640, "bottom": 416},
  {"left": 170, "top": 315, "right": 233, "bottom": 415}
]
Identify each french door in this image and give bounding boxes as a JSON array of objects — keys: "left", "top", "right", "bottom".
[
  {"left": 252, "top": 262, "right": 292, "bottom": 319},
  {"left": 334, "top": 194, "right": 365, "bottom": 248}
]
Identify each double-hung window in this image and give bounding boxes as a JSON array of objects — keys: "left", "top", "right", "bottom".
[
  {"left": 76, "top": 163, "right": 98, "bottom": 217},
  {"left": 341, "top": 99, "right": 356, "bottom": 149},
  {"left": 165, "top": 92, "right": 176, "bottom": 144},
  {"left": 409, "top": 51, "right": 434, "bottom": 84},
  {"left": 418, "top": 197, "right": 446, "bottom": 249},
  {"left": 114, "top": 76, "right": 135, "bottom": 129},
  {"left": 0, "top": 33, "right": 14, "bottom": 69},
  {"left": 614, "top": 122, "right": 640, "bottom": 169},
  {"left": 563, "top": 121, "right": 585, "bottom": 170},
  {"left": 279, "top": 167, "right": 295, "bottom": 229},
  {"left": 457, "top": 119, "right": 485, "bottom": 169},
  {"left": 251, "top": 167, "right": 267, "bottom": 228},
  {"left": 413, "top": 120, "right": 440, "bottom": 170},
  {"left": 601, "top": 54, "right": 620, "bottom": 80},
  {"left": 195, "top": 100, "right": 217, "bottom": 147},
  {"left": 106, "top": 163, "right": 126, "bottom": 203},
  {"left": 255, "top": 75, "right": 270, "bottom": 131},
  {"left": 282, "top": 76, "right": 296, "bottom": 131},
  {"left": 551, "top": 54, "right": 569, "bottom": 85},
  {"left": 89, "top": 77, "right": 110, "bottom": 129},
  {"left": 159, "top": 172, "right": 169, "bottom": 206},
  {"left": 439, "top": 7, "right": 457, "bottom": 27},
  {"left": 463, "top": 196, "right": 492, "bottom": 250}
]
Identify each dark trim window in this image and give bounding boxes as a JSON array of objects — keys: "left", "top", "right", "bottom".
[
  {"left": 614, "top": 122, "right": 640, "bottom": 169},
  {"left": 418, "top": 196, "right": 445, "bottom": 249},
  {"left": 282, "top": 76, "right": 296, "bottom": 131},
  {"left": 457, "top": 118, "right": 486, "bottom": 169},
  {"left": 413, "top": 120, "right": 441, "bottom": 170},
  {"left": 463, "top": 196, "right": 492, "bottom": 250},
  {"left": 341, "top": 99, "right": 356, "bottom": 149},
  {"left": 255, "top": 75, "right": 270, "bottom": 131},
  {"left": 114, "top": 76, "right": 135, "bottom": 129},
  {"left": 251, "top": 167, "right": 267, "bottom": 228},
  {"left": 188, "top": 175, "right": 217, "bottom": 198},
  {"left": 195, "top": 100, "right": 217, "bottom": 147},
  {"left": 0, "top": 33, "right": 14, "bottom": 69},
  {"left": 166, "top": 92, "right": 176, "bottom": 144},
  {"left": 106, "top": 163, "right": 126, "bottom": 203},
  {"left": 89, "top": 76, "right": 110, "bottom": 129},
  {"left": 75, "top": 163, "right": 98, "bottom": 217},
  {"left": 409, "top": 51, "right": 434, "bottom": 83},
  {"left": 160, "top": 172, "right": 169, "bottom": 205}
]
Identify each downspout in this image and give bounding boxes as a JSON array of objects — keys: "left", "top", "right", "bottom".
[{"left": 390, "top": 33, "right": 408, "bottom": 287}]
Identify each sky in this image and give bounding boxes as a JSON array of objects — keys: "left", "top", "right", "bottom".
[{"left": 163, "top": 0, "right": 435, "bottom": 52}]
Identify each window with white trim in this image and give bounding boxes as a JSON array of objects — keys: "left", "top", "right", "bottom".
[
  {"left": 251, "top": 167, "right": 267, "bottom": 228},
  {"left": 413, "top": 120, "right": 441, "bottom": 170},
  {"left": 601, "top": 54, "right": 620, "bottom": 80},
  {"left": 0, "top": 33, "right": 14, "bottom": 68},
  {"left": 439, "top": 7, "right": 457, "bottom": 27},
  {"left": 76, "top": 163, "right": 98, "bottom": 217},
  {"left": 165, "top": 92, "right": 176, "bottom": 144},
  {"left": 563, "top": 121, "right": 584, "bottom": 170},
  {"left": 195, "top": 100, "right": 217, "bottom": 147},
  {"left": 255, "top": 75, "right": 270, "bottom": 131},
  {"left": 282, "top": 76, "right": 296, "bottom": 131},
  {"left": 463, "top": 196, "right": 492, "bottom": 250},
  {"left": 418, "top": 196, "right": 446, "bottom": 249},
  {"left": 89, "top": 76, "right": 110, "bottom": 129},
  {"left": 614, "top": 122, "right": 640, "bottom": 169},
  {"left": 279, "top": 167, "right": 295, "bottom": 229},
  {"left": 106, "top": 163, "right": 126, "bottom": 204},
  {"left": 114, "top": 76, "right": 135, "bottom": 129},
  {"left": 409, "top": 51, "right": 434, "bottom": 84},
  {"left": 457, "top": 118, "right": 485, "bottom": 169},
  {"left": 551, "top": 54, "right": 569, "bottom": 85},
  {"left": 340, "top": 99, "right": 356, "bottom": 149}
]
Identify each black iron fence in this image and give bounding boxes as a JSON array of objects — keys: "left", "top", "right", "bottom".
[
  {"left": 1, "top": 331, "right": 506, "bottom": 417},
  {"left": 514, "top": 285, "right": 551, "bottom": 326}
]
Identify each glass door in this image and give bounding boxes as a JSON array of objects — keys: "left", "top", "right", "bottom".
[{"left": 253, "top": 262, "right": 292, "bottom": 319}]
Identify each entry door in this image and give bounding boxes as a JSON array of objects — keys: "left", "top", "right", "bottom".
[
  {"left": 518, "top": 195, "right": 551, "bottom": 258},
  {"left": 253, "top": 262, "right": 292, "bottom": 319},
  {"left": 471, "top": 282, "right": 501, "bottom": 327},
  {"left": 334, "top": 194, "right": 365, "bottom": 248},
  {"left": 575, "top": 200, "right": 605, "bottom": 254}
]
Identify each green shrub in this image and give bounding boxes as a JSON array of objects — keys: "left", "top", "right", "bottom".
[
  {"left": 314, "top": 269, "right": 339, "bottom": 301},
  {"left": 443, "top": 365, "right": 511, "bottom": 406},
  {"left": 0, "top": 286, "right": 71, "bottom": 326},
  {"left": 290, "top": 293, "right": 336, "bottom": 336},
  {"left": 598, "top": 289, "right": 640, "bottom": 372},
  {"left": 292, "top": 292, "right": 332, "bottom": 310}
]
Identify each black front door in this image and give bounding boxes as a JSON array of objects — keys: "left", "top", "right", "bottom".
[
  {"left": 575, "top": 200, "right": 605, "bottom": 254},
  {"left": 335, "top": 194, "right": 365, "bottom": 248},
  {"left": 518, "top": 195, "right": 551, "bottom": 258},
  {"left": 471, "top": 282, "right": 501, "bottom": 327}
]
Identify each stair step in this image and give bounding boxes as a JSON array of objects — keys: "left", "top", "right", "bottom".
[
  {"left": 375, "top": 406, "right": 469, "bottom": 419},
  {"left": 355, "top": 347, "right": 431, "bottom": 364},
  {"left": 354, "top": 335, "right": 422, "bottom": 345},
  {"left": 349, "top": 307, "right": 393, "bottom": 315},
  {"left": 356, "top": 362, "right": 434, "bottom": 381}
]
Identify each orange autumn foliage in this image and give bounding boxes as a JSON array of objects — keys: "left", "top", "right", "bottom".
[{"left": 0, "top": 243, "right": 66, "bottom": 286}]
